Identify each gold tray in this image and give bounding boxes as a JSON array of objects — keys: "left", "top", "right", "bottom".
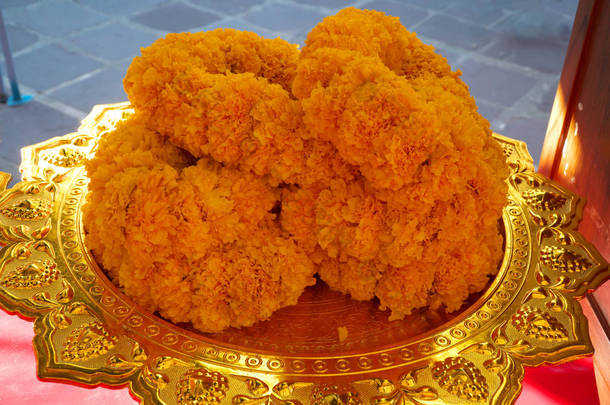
[{"left": 0, "top": 103, "right": 608, "bottom": 405}]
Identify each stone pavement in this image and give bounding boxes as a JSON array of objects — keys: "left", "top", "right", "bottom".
[{"left": 0, "top": 0, "right": 577, "bottom": 184}]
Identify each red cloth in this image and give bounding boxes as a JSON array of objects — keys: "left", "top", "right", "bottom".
[{"left": 0, "top": 310, "right": 600, "bottom": 404}]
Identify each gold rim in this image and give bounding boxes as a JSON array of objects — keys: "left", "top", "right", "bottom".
[{"left": 0, "top": 103, "right": 607, "bottom": 405}]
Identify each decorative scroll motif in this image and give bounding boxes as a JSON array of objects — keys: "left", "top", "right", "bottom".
[
  {"left": 522, "top": 190, "right": 566, "bottom": 211},
  {"left": 366, "top": 373, "right": 438, "bottom": 405},
  {"left": 0, "top": 198, "right": 53, "bottom": 221},
  {"left": 501, "top": 144, "right": 513, "bottom": 158},
  {"left": 230, "top": 377, "right": 313, "bottom": 404},
  {"left": 41, "top": 147, "right": 86, "bottom": 168},
  {"left": 431, "top": 357, "right": 488, "bottom": 402},
  {"left": 311, "top": 385, "right": 362, "bottom": 405},
  {"left": 511, "top": 306, "right": 568, "bottom": 342},
  {"left": 176, "top": 368, "right": 229, "bottom": 405},
  {"left": 232, "top": 377, "right": 282, "bottom": 404},
  {"left": 495, "top": 133, "right": 535, "bottom": 173},
  {"left": 0, "top": 259, "right": 58, "bottom": 289},
  {"left": 62, "top": 321, "right": 118, "bottom": 362},
  {"left": 0, "top": 172, "right": 10, "bottom": 192},
  {"left": 540, "top": 246, "right": 591, "bottom": 274}
]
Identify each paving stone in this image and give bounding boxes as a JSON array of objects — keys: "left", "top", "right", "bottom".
[
  {"left": 498, "top": 0, "right": 546, "bottom": 12},
  {"left": 190, "top": 0, "right": 265, "bottom": 15},
  {"left": 502, "top": 0, "right": 577, "bottom": 17},
  {"left": 77, "top": 0, "right": 167, "bottom": 17},
  {"left": 4, "top": 24, "right": 38, "bottom": 54},
  {"left": 502, "top": 115, "right": 548, "bottom": 164},
  {"left": 416, "top": 14, "right": 493, "bottom": 50},
  {"left": 0, "top": 0, "right": 38, "bottom": 7},
  {"left": 50, "top": 68, "right": 127, "bottom": 113},
  {"left": 291, "top": 30, "right": 311, "bottom": 47},
  {"left": 13, "top": 44, "right": 102, "bottom": 91},
  {"left": 67, "top": 22, "right": 159, "bottom": 61},
  {"left": 0, "top": 156, "right": 20, "bottom": 188},
  {"left": 434, "top": 45, "right": 462, "bottom": 69},
  {"left": 542, "top": 0, "right": 578, "bottom": 17},
  {"left": 445, "top": 0, "right": 506, "bottom": 26},
  {"left": 484, "top": 38, "right": 567, "bottom": 74},
  {"left": 295, "top": 0, "right": 360, "bottom": 10},
  {"left": 203, "top": 18, "right": 278, "bottom": 39},
  {"left": 113, "top": 59, "right": 134, "bottom": 78},
  {"left": 362, "top": 0, "right": 428, "bottom": 29},
  {"left": 131, "top": 3, "right": 221, "bottom": 32},
  {"left": 0, "top": 101, "right": 79, "bottom": 164},
  {"left": 458, "top": 58, "right": 537, "bottom": 107},
  {"left": 4, "top": 0, "right": 107, "bottom": 37},
  {"left": 401, "top": 0, "right": 455, "bottom": 11},
  {"left": 537, "top": 81, "right": 558, "bottom": 115},
  {"left": 244, "top": 2, "right": 326, "bottom": 35},
  {"left": 476, "top": 100, "right": 503, "bottom": 122},
  {"left": 492, "top": 8, "right": 572, "bottom": 43}
]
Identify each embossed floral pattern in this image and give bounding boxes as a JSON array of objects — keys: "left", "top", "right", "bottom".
[
  {"left": 41, "top": 147, "right": 86, "bottom": 168},
  {"left": 0, "top": 198, "right": 52, "bottom": 221},
  {"left": 312, "top": 385, "right": 362, "bottom": 405},
  {"left": 522, "top": 189, "right": 566, "bottom": 211},
  {"left": 431, "top": 357, "right": 488, "bottom": 402},
  {"left": 0, "top": 259, "right": 58, "bottom": 289},
  {"left": 540, "top": 246, "right": 591, "bottom": 274},
  {"left": 511, "top": 306, "right": 568, "bottom": 342},
  {"left": 176, "top": 369, "right": 229, "bottom": 405},
  {"left": 62, "top": 321, "right": 118, "bottom": 362}
]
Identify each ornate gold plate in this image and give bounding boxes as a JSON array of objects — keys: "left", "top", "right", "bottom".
[{"left": 0, "top": 102, "right": 608, "bottom": 405}]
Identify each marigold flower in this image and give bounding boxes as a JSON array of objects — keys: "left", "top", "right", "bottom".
[
  {"left": 289, "top": 8, "right": 509, "bottom": 318},
  {"left": 124, "top": 29, "right": 304, "bottom": 185},
  {"left": 84, "top": 117, "right": 315, "bottom": 332},
  {"left": 85, "top": 8, "right": 510, "bottom": 330},
  {"left": 301, "top": 7, "right": 453, "bottom": 79}
]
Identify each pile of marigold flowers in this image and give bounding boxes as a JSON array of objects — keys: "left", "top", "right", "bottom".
[{"left": 83, "top": 8, "right": 509, "bottom": 333}]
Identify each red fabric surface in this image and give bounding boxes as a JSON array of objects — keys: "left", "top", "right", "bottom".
[{"left": 0, "top": 309, "right": 600, "bottom": 404}]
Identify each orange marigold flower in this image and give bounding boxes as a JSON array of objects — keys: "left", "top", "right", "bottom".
[
  {"left": 84, "top": 116, "right": 315, "bottom": 332},
  {"left": 124, "top": 30, "right": 304, "bottom": 185},
  {"left": 299, "top": 52, "right": 441, "bottom": 190},
  {"left": 86, "top": 7, "right": 510, "bottom": 330},
  {"left": 301, "top": 7, "right": 453, "bottom": 79},
  {"left": 288, "top": 8, "right": 508, "bottom": 318}
]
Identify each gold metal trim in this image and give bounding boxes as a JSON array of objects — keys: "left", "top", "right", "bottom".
[{"left": 0, "top": 103, "right": 607, "bottom": 405}]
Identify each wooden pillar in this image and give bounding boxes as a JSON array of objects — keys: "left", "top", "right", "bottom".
[{"left": 538, "top": 0, "right": 609, "bottom": 402}]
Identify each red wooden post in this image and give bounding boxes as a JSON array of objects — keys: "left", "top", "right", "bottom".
[{"left": 539, "top": 0, "right": 609, "bottom": 402}]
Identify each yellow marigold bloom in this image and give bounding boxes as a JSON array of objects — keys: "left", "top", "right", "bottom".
[
  {"left": 84, "top": 117, "right": 315, "bottom": 332},
  {"left": 288, "top": 8, "right": 509, "bottom": 318},
  {"left": 124, "top": 30, "right": 304, "bottom": 185},
  {"left": 299, "top": 52, "right": 441, "bottom": 190},
  {"left": 301, "top": 7, "right": 453, "bottom": 79},
  {"left": 86, "top": 7, "right": 510, "bottom": 330}
]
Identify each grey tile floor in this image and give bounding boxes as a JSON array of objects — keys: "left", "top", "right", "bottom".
[{"left": 0, "top": 0, "right": 577, "bottom": 184}]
